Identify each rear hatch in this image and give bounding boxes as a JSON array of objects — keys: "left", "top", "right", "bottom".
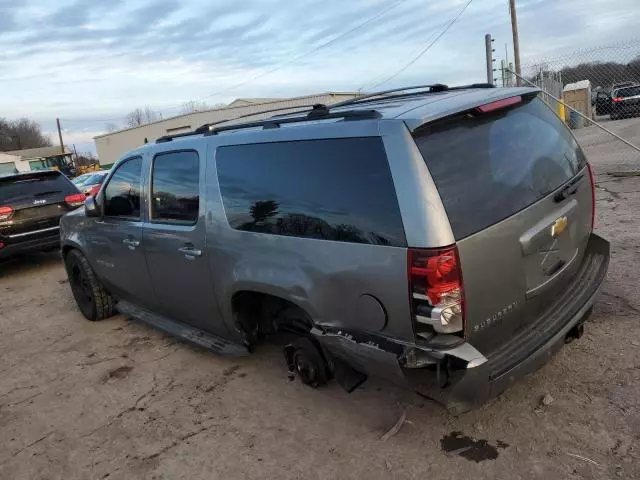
[
  {"left": 0, "top": 171, "right": 84, "bottom": 243},
  {"left": 613, "top": 85, "right": 640, "bottom": 110},
  {"left": 412, "top": 93, "right": 594, "bottom": 355}
]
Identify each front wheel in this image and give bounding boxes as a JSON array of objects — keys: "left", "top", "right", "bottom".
[{"left": 64, "top": 249, "right": 115, "bottom": 321}]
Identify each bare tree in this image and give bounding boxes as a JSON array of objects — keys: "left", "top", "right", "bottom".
[
  {"left": 181, "top": 100, "right": 210, "bottom": 114},
  {"left": 124, "top": 106, "right": 161, "bottom": 128},
  {"left": 0, "top": 117, "right": 52, "bottom": 151},
  {"left": 105, "top": 123, "right": 119, "bottom": 133}
]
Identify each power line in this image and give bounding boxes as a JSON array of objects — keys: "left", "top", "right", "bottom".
[
  {"left": 72, "top": 0, "right": 411, "bottom": 125},
  {"left": 365, "top": 0, "right": 475, "bottom": 91},
  {"left": 194, "top": 0, "right": 412, "bottom": 103}
]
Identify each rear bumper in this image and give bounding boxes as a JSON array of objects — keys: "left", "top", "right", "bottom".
[
  {"left": 0, "top": 230, "right": 60, "bottom": 259},
  {"left": 411, "top": 233, "right": 610, "bottom": 413},
  {"left": 314, "top": 233, "right": 610, "bottom": 413}
]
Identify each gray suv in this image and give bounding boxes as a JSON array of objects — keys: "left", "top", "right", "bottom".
[{"left": 60, "top": 84, "right": 610, "bottom": 413}]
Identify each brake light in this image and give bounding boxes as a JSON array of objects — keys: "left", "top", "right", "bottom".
[
  {"left": 88, "top": 185, "right": 100, "bottom": 197},
  {"left": 612, "top": 97, "right": 624, "bottom": 103},
  {"left": 408, "top": 246, "right": 465, "bottom": 336},
  {"left": 65, "top": 193, "right": 86, "bottom": 208},
  {"left": 0, "top": 206, "right": 13, "bottom": 221},
  {"left": 475, "top": 96, "right": 522, "bottom": 113},
  {"left": 586, "top": 162, "right": 596, "bottom": 231}
]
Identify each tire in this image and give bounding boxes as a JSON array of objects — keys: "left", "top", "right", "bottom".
[{"left": 64, "top": 249, "right": 115, "bottom": 321}]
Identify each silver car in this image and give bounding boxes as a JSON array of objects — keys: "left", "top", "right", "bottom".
[{"left": 60, "top": 84, "right": 609, "bottom": 413}]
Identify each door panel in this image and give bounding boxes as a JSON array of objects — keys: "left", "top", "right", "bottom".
[
  {"left": 86, "top": 156, "right": 156, "bottom": 310},
  {"left": 142, "top": 149, "right": 225, "bottom": 336},
  {"left": 88, "top": 219, "right": 156, "bottom": 308}
]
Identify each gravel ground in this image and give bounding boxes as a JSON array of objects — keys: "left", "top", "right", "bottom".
[{"left": 0, "top": 117, "right": 639, "bottom": 480}]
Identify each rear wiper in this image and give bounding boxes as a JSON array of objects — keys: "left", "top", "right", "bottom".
[{"left": 554, "top": 174, "right": 585, "bottom": 202}]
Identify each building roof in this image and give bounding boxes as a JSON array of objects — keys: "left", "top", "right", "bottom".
[
  {"left": 0, "top": 152, "right": 20, "bottom": 164},
  {"left": 227, "top": 98, "right": 281, "bottom": 107},
  {"left": 4, "top": 146, "right": 72, "bottom": 160}
]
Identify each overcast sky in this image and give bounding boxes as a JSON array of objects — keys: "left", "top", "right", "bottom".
[{"left": 1, "top": 0, "right": 639, "bottom": 155}]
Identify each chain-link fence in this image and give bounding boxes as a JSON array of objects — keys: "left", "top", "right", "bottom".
[{"left": 506, "top": 40, "right": 640, "bottom": 173}]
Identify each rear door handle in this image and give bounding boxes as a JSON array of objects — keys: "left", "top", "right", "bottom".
[
  {"left": 178, "top": 246, "right": 202, "bottom": 258},
  {"left": 122, "top": 238, "right": 140, "bottom": 249}
]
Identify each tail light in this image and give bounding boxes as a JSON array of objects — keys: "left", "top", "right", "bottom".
[
  {"left": 88, "top": 185, "right": 101, "bottom": 197},
  {"left": 65, "top": 193, "right": 86, "bottom": 208},
  {"left": 612, "top": 97, "right": 624, "bottom": 103},
  {"left": 0, "top": 206, "right": 14, "bottom": 222},
  {"left": 475, "top": 96, "right": 522, "bottom": 114},
  {"left": 586, "top": 162, "right": 596, "bottom": 230},
  {"left": 408, "top": 246, "right": 465, "bottom": 336}
]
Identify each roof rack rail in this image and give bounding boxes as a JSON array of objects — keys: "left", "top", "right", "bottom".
[
  {"left": 330, "top": 82, "right": 496, "bottom": 110},
  {"left": 204, "top": 108, "right": 381, "bottom": 136},
  {"left": 156, "top": 104, "right": 380, "bottom": 142},
  {"left": 156, "top": 103, "right": 320, "bottom": 143}
]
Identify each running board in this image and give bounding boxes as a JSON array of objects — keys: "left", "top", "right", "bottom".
[{"left": 117, "top": 300, "right": 249, "bottom": 357}]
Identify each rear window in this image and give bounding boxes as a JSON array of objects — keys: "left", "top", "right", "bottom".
[
  {"left": 413, "top": 96, "right": 587, "bottom": 239},
  {"left": 0, "top": 171, "right": 76, "bottom": 203},
  {"left": 615, "top": 86, "right": 640, "bottom": 97},
  {"left": 217, "top": 137, "right": 406, "bottom": 247}
]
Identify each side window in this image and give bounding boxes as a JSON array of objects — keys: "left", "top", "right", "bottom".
[
  {"left": 216, "top": 138, "right": 406, "bottom": 247},
  {"left": 151, "top": 150, "right": 199, "bottom": 224},
  {"left": 104, "top": 157, "right": 142, "bottom": 219}
]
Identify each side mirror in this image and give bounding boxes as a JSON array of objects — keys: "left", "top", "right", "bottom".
[{"left": 85, "top": 196, "right": 100, "bottom": 217}]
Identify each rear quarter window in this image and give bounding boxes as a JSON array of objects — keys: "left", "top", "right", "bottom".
[
  {"left": 216, "top": 137, "right": 406, "bottom": 247},
  {"left": 413, "top": 96, "right": 587, "bottom": 239}
]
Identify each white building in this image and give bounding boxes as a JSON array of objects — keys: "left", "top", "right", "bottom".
[
  {"left": 0, "top": 146, "right": 73, "bottom": 175},
  {"left": 94, "top": 92, "right": 359, "bottom": 167}
]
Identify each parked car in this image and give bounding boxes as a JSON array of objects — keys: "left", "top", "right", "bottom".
[
  {"left": 0, "top": 170, "right": 84, "bottom": 259},
  {"left": 610, "top": 84, "right": 640, "bottom": 119},
  {"left": 595, "top": 90, "right": 613, "bottom": 116},
  {"left": 72, "top": 171, "right": 108, "bottom": 197},
  {"left": 60, "top": 84, "right": 610, "bottom": 413}
]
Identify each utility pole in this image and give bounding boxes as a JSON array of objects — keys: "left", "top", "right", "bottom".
[
  {"left": 509, "top": 0, "right": 521, "bottom": 86},
  {"left": 56, "top": 118, "right": 65, "bottom": 154},
  {"left": 484, "top": 34, "right": 495, "bottom": 84}
]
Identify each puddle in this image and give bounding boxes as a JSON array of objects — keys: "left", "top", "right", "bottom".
[{"left": 440, "top": 431, "right": 508, "bottom": 462}]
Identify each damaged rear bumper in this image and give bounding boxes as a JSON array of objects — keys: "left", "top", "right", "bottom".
[{"left": 313, "top": 234, "right": 610, "bottom": 414}]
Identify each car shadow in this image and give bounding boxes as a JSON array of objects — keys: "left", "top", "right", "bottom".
[{"left": 0, "top": 250, "right": 63, "bottom": 278}]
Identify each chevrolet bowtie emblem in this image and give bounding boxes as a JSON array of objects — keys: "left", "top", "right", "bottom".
[{"left": 551, "top": 216, "right": 568, "bottom": 237}]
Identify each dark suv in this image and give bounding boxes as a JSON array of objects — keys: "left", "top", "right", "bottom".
[
  {"left": 60, "top": 84, "right": 610, "bottom": 413},
  {"left": 611, "top": 84, "right": 640, "bottom": 119},
  {"left": 0, "top": 170, "right": 84, "bottom": 259}
]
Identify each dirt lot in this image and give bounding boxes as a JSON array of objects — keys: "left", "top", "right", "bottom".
[{"left": 1, "top": 119, "right": 639, "bottom": 480}]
